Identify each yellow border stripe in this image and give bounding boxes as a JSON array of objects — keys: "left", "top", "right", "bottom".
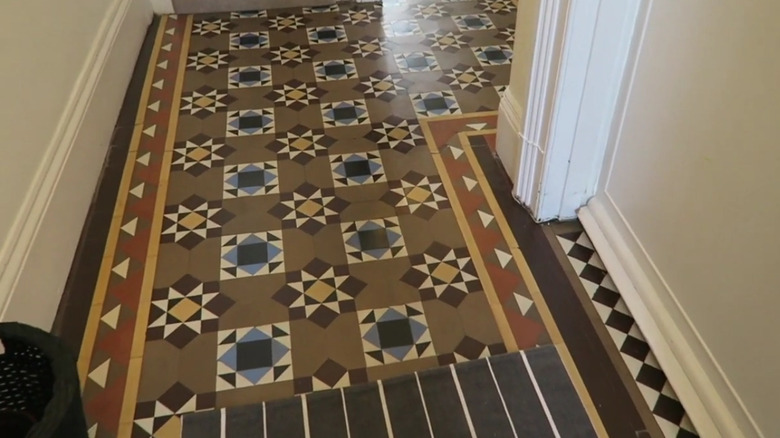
[
  {"left": 117, "top": 15, "right": 193, "bottom": 434},
  {"left": 456, "top": 129, "right": 608, "bottom": 438},
  {"left": 420, "top": 121, "right": 518, "bottom": 352},
  {"left": 77, "top": 16, "right": 169, "bottom": 384}
]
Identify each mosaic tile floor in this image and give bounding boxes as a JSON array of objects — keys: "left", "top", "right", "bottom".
[
  {"left": 72, "top": 3, "right": 586, "bottom": 437},
  {"left": 556, "top": 230, "right": 699, "bottom": 438}
]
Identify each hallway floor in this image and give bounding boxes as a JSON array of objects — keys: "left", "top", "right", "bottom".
[{"left": 57, "top": 1, "right": 696, "bottom": 437}]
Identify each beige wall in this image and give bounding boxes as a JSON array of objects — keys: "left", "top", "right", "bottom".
[
  {"left": 0, "top": 0, "right": 117, "bottom": 238},
  {"left": 0, "top": 0, "right": 152, "bottom": 328},
  {"left": 601, "top": 0, "right": 780, "bottom": 434}
]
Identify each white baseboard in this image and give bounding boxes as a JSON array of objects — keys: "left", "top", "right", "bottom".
[
  {"left": 579, "top": 195, "right": 763, "bottom": 438},
  {"left": 0, "top": 0, "right": 153, "bottom": 330}
]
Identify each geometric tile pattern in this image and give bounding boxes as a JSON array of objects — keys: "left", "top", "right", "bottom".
[
  {"left": 216, "top": 323, "right": 293, "bottom": 390},
  {"left": 342, "top": 8, "right": 380, "bottom": 25},
  {"left": 423, "top": 31, "right": 473, "bottom": 52},
  {"left": 321, "top": 100, "right": 371, "bottom": 127},
  {"left": 442, "top": 65, "right": 496, "bottom": 92},
  {"left": 359, "top": 303, "right": 435, "bottom": 365},
  {"left": 172, "top": 134, "right": 235, "bottom": 176},
  {"left": 227, "top": 109, "right": 275, "bottom": 136},
  {"left": 402, "top": 242, "right": 481, "bottom": 307},
  {"left": 452, "top": 14, "right": 495, "bottom": 31},
  {"left": 266, "top": 125, "right": 335, "bottom": 164},
  {"left": 229, "top": 31, "right": 270, "bottom": 50},
  {"left": 330, "top": 152, "right": 386, "bottom": 187},
  {"left": 148, "top": 275, "right": 234, "bottom": 348},
  {"left": 354, "top": 72, "right": 411, "bottom": 101},
  {"left": 366, "top": 117, "right": 425, "bottom": 153},
  {"left": 268, "top": 183, "right": 349, "bottom": 234},
  {"left": 414, "top": 3, "right": 448, "bottom": 19},
  {"left": 193, "top": 19, "right": 233, "bottom": 36},
  {"left": 76, "top": 6, "right": 529, "bottom": 437},
  {"left": 410, "top": 90, "right": 462, "bottom": 117},
  {"left": 228, "top": 65, "right": 272, "bottom": 88},
  {"left": 477, "top": 0, "right": 517, "bottom": 15},
  {"left": 220, "top": 232, "right": 285, "bottom": 279},
  {"left": 307, "top": 25, "right": 348, "bottom": 44},
  {"left": 303, "top": 4, "right": 339, "bottom": 14},
  {"left": 180, "top": 86, "right": 235, "bottom": 118},
  {"left": 231, "top": 10, "right": 268, "bottom": 19},
  {"left": 273, "top": 259, "right": 366, "bottom": 327},
  {"left": 342, "top": 217, "right": 407, "bottom": 264},
  {"left": 269, "top": 14, "right": 306, "bottom": 31},
  {"left": 382, "top": 171, "right": 449, "bottom": 218},
  {"left": 187, "top": 49, "right": 235, "bottom": 71},
  {"left": 267, "top": 43, "right": 317, "bottom": 65},
  {"left": 473, "top": 45, "right": 513, "bottom": 66},
  {"left": 223, "top": 161, "right": 279, "bottom": 198},
  {"left": 557, "top": 230, "right": 700, "bottom": 438},
  {"left": 347, "top": 37, "right": 387, "bottom": 59},
  {"left": 313, "top": 59, "right": 358, "bottom": 82},
  {"left": 161, "top": 195, "right": 234, "bottom": 249},
  {"left": 266, "top": 80, "right": 326, "bottom": 110},
  {"left": 78, "top": 16, "right": 190, "bottom": 438},
  {"left": 394, "top": 51, "right": 440, "bottom": 73}
]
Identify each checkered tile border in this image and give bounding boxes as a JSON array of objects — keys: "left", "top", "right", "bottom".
[{"left": 556, "top": 230, "right": 699, "bottom": 438}]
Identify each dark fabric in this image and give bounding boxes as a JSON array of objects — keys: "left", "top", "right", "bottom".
[
  {"left": 525, "top": 346, "right": 597, "bottom": 438},
  {"left": 182, "top": 409, "right": 221, "bottom": 438},
  {"left": 343, "top": 384, "right": 388, "bottom": 438},
  {"left": 266, "top": 397, "right": 305, "bottom": 438},
  {"left": 182, "top": 348, "right": 596, "bottom": 438},
  {"left": 0, "top": 322, "right": 88, "bottom": 438},
  {"left": 382, "top": 375, "right": 430, "bottom": 437},
  {"left": 306, "top": 389, "right": 348, "bottom": 438},
  {"left": 490, "top": 353, "right": 556, "bottom": 437},
  {"left": 456, "top": 359, "right": 516, "bottom": 436}
]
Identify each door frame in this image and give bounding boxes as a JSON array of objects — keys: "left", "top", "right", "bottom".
[{"left": 496, "top": 0, "right": 642, "bottom": 222}]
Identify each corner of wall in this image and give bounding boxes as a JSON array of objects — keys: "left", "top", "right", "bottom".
[{"left": 579, "top": 195, "right": 764, "bottom": 438}]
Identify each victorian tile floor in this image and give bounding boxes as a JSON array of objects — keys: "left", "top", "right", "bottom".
[{"left": 56, "top": 1, "right": 698, "bottom": 437}]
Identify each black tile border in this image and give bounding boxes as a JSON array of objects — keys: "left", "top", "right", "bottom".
[
  {"left": 470, "top": 144, "right": 659, "bottom": 437},
  {"left": 51, "top": 17, "right": 162, "bottom": 354}
]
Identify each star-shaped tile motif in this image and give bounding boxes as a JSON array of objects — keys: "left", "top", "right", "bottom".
[
  {"left": 273, "top": 259, "right": 366, "bottom": 327},
  {"left": 440, "top": 64, "right": 496, "bottom": 92},
  {"left": 268, "top": 183, "right": 349, "bottom": 234},
  {"left": 266, "top": 125, "right": 336, "bottom": 164},
  {"left": 265, "top": 80, "right": 326, "bottom": 110},
  {"left": 161, "top": 195, "right": 235, "bottom": 249},
  {"left": 381, "top": 171, "right": 450, "bottom": 219},
  {"left": 180, "top": 86, "right": 235, "bottom": 118},
  {"left": 172, "top": 134, "right": 235, "bottom": 176},
  {"left": 401, "top": 242, "right": 482, "bottom": 307}
]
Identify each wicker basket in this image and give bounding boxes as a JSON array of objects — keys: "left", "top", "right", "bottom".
[{"left": 0, "top": 323, "right": 87, "bottom": 438}]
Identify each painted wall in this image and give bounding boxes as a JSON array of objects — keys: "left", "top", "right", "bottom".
[
  {"left": 0, "top": 0, "right": 152, "bottom": 328},
  {"left": 598, "top": 0, "right": 780, "bottom": 434}
]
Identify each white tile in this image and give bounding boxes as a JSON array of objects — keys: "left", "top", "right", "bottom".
[{"left": 656, "top": 416, "right": 682, "bottom": 438}]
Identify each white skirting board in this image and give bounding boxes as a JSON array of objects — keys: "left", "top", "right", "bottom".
[
  {"left": 0, "top": 0, "right": 153, "bottom": 330},
  {"left": 579, "top": 195, "right": 763, "bottom": 438}
]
